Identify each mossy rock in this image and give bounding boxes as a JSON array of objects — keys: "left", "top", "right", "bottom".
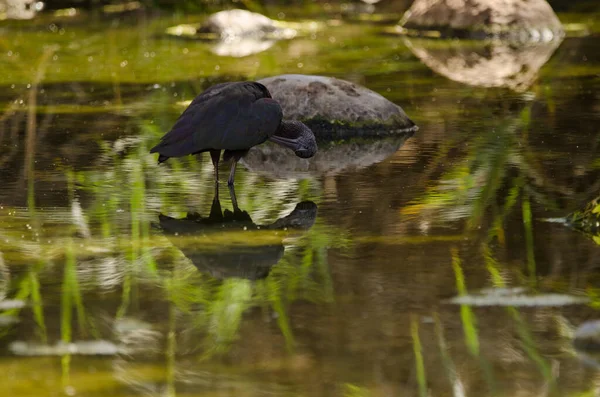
[{"left": 258, "top": 74, "right": 418, "bottom": 139}]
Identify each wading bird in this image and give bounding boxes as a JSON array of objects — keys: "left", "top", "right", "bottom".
[{"left": 150, "top": 81, "right": 317, "bottom": 185}]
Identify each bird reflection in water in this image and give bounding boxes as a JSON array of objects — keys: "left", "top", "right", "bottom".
[{"left": 159, "top": 186, "right": 317, "bottom": 280}]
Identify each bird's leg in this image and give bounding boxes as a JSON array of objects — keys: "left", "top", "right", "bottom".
[
  {"left": 228, "top": 183, "right": 239, "bottom": 212},
  {"left": 209, "top": 150, "right": 221, "bottom": 184},
  {"left": 225, "top": 150, "right": 247, "bottom": 186},
  {"left": 227, "top": 160, "right": 237, "bottom": 186}
]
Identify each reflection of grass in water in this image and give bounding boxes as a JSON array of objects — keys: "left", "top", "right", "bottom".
[
  {"left": 93, "top": 121, "right": 342, "bottom": 359},
  {"left": 3, "top": 264, "right": 47, "bottom": 342},
  {"left": 411, "top": 314, "right": 427, "bottom": 397},
  {"left": 343, "top": 383, "right": 371, "bottom": 397},
  {"left": 203, "top": 279, "right": 253, "bottom": 358},
  {"left": 451, "top": 239, "right": 558, "bottom": 393},
  {"left": 487, "top": 178, "right": 522, "bottom": 246},
  {"left": 399, "top": 104, "right": 561, "bottom": 234},
  {"left": 166, "top": 300, "right": 176, "bottom": 397},
  {"left": 451, "top": 248, "right": 478, "bottom": 355},
  {"left": 187, "top": 219, "right": 349, "bottom": 357},
  {"left": 451, "top": 248, "right": 497, "bottom": 394},
  {"left": 483, "top": 245, "right": 556, "bottom": 391},
  {"left": 403, "top": 97, "right": 561, "bottom": 391},
  {"left": 480, "top": 159, "right": 555, "bottom": 387},
  {"left": 0, "top": 45, "right": 58, "bottom": 343},
  {"left": 28, "top": 269, "right": 46, "bottom": 342},
  {"left": 433, "top": 312, "right": 465, "bottom": 397},
  {"left": 522, "top": 195, "right": 537, "bottom": 285},
  {"left": 60, "top": 239, "right": 74, "bottom": 389},
  {"left": 401, "top": 121, "right": 514, "bottom": 230},
  {"left": 0, "top": 111, "right": 346, "bottom": 383}
]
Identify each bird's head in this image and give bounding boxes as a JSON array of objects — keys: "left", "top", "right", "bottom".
[{"left": 270, "top": 120, "right": 317, "bottom": 159}]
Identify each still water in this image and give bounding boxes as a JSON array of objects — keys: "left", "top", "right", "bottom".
[{"left": 0, "top": 7, "right": 600, "bottom": 397}]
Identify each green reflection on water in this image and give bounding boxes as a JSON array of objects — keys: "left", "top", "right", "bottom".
[{"left": 0, "top": 4, "right": 599, "bottom": 397}]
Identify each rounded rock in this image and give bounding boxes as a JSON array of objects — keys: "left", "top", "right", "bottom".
[
  {"left": 400, "top": 0, "right": 564, "bottom": 41},
  {"left": 199, "top": 9, "right": 279, "bottom": 39},
  {"left": 258, "top": 74, "right": 417, "bottom": 139}
]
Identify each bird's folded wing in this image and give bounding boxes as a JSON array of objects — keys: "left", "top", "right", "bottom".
[
  {"left": 150, "top": 82, "right": 281, "bottom": 157},
  {"left": 150, "top": 88, "right": 247, "bottom": 156}
]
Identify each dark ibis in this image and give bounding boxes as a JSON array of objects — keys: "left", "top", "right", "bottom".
[{"left": 150, "top": 81, "right": 317, "bottom": 185}]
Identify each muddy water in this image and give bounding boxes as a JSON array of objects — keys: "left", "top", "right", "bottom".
[{"left": 0, "top": 8, "right": 599, "bottom": 397}]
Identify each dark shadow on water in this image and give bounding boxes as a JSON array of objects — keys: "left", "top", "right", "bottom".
[{"left": 158, "top": 186, "right": 318, "bottom": 280}]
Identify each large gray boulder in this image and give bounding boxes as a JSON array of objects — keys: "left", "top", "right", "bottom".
[
  {"left": 258, "top": 74, "right": 417, "bottom": 139},
  {"left": 400, "top": 0, "right": 564, "bottom": 41}
]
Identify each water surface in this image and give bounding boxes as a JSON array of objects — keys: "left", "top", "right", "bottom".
[{"left": 0, "top": 8, "right": 600, "bottom": 397}]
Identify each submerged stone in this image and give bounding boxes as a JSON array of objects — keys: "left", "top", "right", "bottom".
[
  {"left": 1, "top": 0, "right": 39, "bottom": 20},
  {"left": 258, "top": 74, "right": 418, "bottom": 138},
  {"left": 199, "top": 9, "right": 292, "bottom": 39},
  {"left": 166, "top": 9, "right": 296, "bottom": 41},
  {"left": 399, "top": 0, "right": 564, "bottom": 42},
  {"left": 403, "top": 37, "right": 561, "bottom": 91},
  {"left": 165, "top": 10, "right": 297, "bottom": 57}
]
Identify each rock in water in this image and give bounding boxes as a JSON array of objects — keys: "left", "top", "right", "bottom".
[
  {"left": 166, "top": 10, "right": 297, "bottom": 57},
  {"left": 400, "top": 0, "right": 564, "bottom": 41},
  {"left": 198, "top": 9, "right": 292, "bottom": 39},
  {"left": 258, "top": 74, "right": 417, "bottom": 139},
  {"left": 2, "top": 0, "right": 39, "bottom": 20}
]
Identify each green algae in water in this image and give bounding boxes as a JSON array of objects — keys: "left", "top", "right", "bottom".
[{"left": 0, "top": 5, "right": 599, "bottom": 397}]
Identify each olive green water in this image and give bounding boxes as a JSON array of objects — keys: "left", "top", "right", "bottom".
[{"left": 1, "top": 6, "right": 600, "bottom": 397}]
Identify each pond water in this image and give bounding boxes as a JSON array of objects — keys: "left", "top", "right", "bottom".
[{"left": 1, "top": 6, "right": 600, "bottom": 397}]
